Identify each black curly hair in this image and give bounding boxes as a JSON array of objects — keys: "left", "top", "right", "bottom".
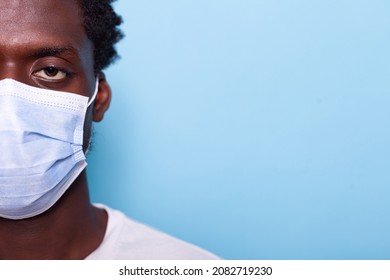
[{"left": 78, "top": 0, "right": 124, "bottom": 73}]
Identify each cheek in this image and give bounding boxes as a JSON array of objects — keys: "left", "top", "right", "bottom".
[{"left": 82, "top": 106, "right": 94, "bottom": 152}]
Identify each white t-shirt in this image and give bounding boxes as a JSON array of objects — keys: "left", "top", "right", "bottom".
[{"left": 85, "top": 204, "right": 219, "bottom": 260}]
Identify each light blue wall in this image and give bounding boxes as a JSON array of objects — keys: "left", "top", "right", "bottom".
[{"left": 88, "top": 0, "right": 390, "bottom": 259}]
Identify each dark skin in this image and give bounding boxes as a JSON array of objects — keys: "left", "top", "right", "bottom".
[{"left": 0, "top": 0, "right": 112, "bottom": 259}]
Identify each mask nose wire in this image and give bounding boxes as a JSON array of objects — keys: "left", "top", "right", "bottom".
[{"left": 87, "top": 77, "right": 99, "bottom": 107}]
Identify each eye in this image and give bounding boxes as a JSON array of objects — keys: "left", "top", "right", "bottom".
[{"left": 33, "top": 67, "right": 68, "bottom": 81}]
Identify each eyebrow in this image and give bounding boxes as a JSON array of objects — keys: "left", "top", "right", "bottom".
[{"left": 29, "top": 46, "right": 78, "bottom": 59}]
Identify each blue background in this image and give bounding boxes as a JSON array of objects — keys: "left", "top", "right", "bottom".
[{"left": 87, "top": 0, "right": 390, "bottom": 259}]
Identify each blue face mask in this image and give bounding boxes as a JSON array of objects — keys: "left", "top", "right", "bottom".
[{"left": 0, "top": 78, "right": 98, "bottom": 220}]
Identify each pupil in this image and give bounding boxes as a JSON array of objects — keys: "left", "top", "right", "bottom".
[{"left": 45, "top": 67, "right": 58, "bottom": 76}]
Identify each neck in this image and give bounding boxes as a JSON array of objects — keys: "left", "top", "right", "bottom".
[{"left": 0, "top": 171, "right": 107, "bottom": 260}]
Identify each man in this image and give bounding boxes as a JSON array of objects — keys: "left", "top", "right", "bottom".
[{"left": 0, "top": 0, "right": 217, "bottom": 260}]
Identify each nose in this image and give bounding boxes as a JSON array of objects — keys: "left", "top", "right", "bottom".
[{"left": 0, "top": 60, "right": 31, "bottom": 85}]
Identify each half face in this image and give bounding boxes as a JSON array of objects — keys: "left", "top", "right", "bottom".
[
  {"left": 0, "top": 0, "right": 96, "bottom": 95},
  {"left": 0, "top": 0, "right": 108, "bottom": 150}
]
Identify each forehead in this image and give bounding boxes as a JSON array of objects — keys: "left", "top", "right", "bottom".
[
  {"left": 0, "top": 0, "right": 88, "bottom": 54},
  {"left": 0, "top": 0, "right": 81, "bottom": 22}
]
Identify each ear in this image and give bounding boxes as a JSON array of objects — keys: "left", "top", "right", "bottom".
[{"left": 92, "top": 72, "right": 112, "bottom": 122}]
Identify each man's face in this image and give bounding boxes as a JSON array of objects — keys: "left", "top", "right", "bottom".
[{"left": 0, "top": 0, "right": 98, "bottom": 149}]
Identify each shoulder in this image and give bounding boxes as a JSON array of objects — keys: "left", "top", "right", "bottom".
[{"left": 86, "top": 204, "right": 219, "bottom": 260}]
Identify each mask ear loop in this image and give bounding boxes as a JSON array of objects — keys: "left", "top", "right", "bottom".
[
  {"left": 85, "top": 77, "right": 99, "bottom": 155},
  {"left": 87, "top": 77, "right": 99, "bottom": 107}
]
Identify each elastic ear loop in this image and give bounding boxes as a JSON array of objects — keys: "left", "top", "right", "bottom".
[
  {"left": 87, "top": 77, "right": 99, "bottom": 107},
  {"left": 85, "top": 77, "right": 99, "bottom": 155}
]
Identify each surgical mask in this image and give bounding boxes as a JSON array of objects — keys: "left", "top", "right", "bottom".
[{"left": 0, "top": 78, "right": 98, "bottom": 220}]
